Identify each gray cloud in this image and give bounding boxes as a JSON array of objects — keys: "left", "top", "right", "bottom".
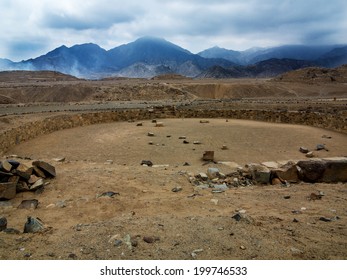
[{"left": 1, "top": 0, "right": 346, "bottom": 61}]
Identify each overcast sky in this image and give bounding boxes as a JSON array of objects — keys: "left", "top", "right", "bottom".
[{"left": 1, "top": 0, "right": 346, "bottom": 61}]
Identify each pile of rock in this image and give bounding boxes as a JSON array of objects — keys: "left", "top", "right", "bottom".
[
  {"left": 188, "top": 167, "right": 255, "bottom": 192},
  {"left": 0, "top": 159, "right": 56, "bottom": 200},
  {"left": 187, "top": 157, "right": 347, "bottom": 190}
]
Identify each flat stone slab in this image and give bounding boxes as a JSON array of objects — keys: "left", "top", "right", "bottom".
[
  {"left": 0, "top": 181, "right": 17, "bottom": 200},
  {"left": 32, "top": 161, "right": 56, "bottom": 178}
]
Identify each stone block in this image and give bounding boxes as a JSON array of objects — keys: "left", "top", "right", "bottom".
[
  {"left": 32, "top": 161, "right": 56, "bottom": 178},
  {"left": 0, "top": 181, "right": 17, "bottom": 200},
  {"left": 321, "top": 157, "right": 347, "bottom": 182},
  {"left": 248, "top": 164, "right": 271, "bottom": 184},
  {"left": 202, "top": 151, "right": 214, "bottom": 161},
  {"left": 297, "top": 159, "right": 326, "bottom": 183},
  {"left": 274, "top": 162, "right": 300, "bottom": 183}
]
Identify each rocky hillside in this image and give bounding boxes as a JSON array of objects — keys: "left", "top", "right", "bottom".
[{"left": 274, "top": 65, "right": 347, "bottom": 83}]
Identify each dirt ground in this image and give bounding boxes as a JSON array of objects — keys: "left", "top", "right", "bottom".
[{"left": 1, "top": 118, "right": 346, "bottom": 260}]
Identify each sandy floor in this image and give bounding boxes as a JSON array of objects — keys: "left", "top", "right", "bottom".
[{"left": 1, "top": 118, "right": 346, "bottom": 260}]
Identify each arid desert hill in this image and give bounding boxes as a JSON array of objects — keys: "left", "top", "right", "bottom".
[{"left": 0, "top": 65, "right": 347, "bottom": 105}]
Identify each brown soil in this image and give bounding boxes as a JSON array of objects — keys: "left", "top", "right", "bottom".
[{"left": 1, "top": 118, "right": 347, "bottom": 260}]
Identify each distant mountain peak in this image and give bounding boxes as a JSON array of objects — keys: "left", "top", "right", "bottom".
[{"left": 1, "top": 37, "right": 346, "bottom": 79}]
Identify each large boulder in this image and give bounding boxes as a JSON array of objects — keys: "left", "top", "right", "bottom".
[
  {"left": 297, "top": 159, "right": 326, "bottom": 183},
  {"left": 321, "top": 157, "right": 347, "bottom": 183}
]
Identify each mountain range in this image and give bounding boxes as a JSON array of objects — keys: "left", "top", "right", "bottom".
[{"left": 1, "top": 36, "right": 346, "bottom": 79}]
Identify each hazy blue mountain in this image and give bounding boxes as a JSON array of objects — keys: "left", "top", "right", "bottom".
[
  {"left": 198, "top": 46, "right": 242, "bottom": 64},
  {"left": 198, "top": 45, "right": 346, "bottom": 67},
  {"left": 20, "top": 43, "right": 110, "bottom": 78},
  {"left": 198, "top": 58, "right": 316, "bottom": 78},
  {"left": 107, "top": 36, "right": 235, "bottom": 77},
  {"left": 316, "top": 46, "right": 347, "bottom": 67},
  {"left": 1, "top": 37, "right": 346, "bottom": 79},
  {"left": 0, "top": 58, "right": 15, "bottom": 70}
]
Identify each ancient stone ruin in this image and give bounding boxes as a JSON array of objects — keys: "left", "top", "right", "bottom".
[
  {"left": 188, "top": 157, "right": 347, "bottom": 192},
  {"left": 0, "top": 158, "right": 56, "bottom": 200}
]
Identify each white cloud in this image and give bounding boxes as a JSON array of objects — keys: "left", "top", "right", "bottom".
[{"left": 1, "top": 0, "right": 346, "bottom": 60}]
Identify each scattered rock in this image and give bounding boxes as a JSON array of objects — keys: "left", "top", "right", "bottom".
[
  {"left": 143, "top": 236, "right": 160, "bottom": 244},
  {"left": 232, "top": 212, "right": 254, "bottom": 224},
  {"left": 183, "top": 140, "right": 190, "bottom": 144},
  {"left": 210, "top": 199, "right": 218, "bottom": 205},
  {"left": 307, "top": 192, "right": 323, "bottom": 201},
  {"left": 53, "top": 157, "right": 65, "bottom": 162},
  {"left": 183, "top": 162, "right": 190, "bottom": 166},
  {"left": 322, "top": 135, "right": 332, "bottom": 139},
  {"left": 23, "top": 216, "right": 45, "bottom": 233},
  {"left": 240, "top": 245, "right": 246, "bottom": 250},
  {"left": 136, "top": 122, "right": 143, "bottom": 126},
  {"left": 221, "top": 145, "right": 228, "bottom": 150},
  {"left": 197, "top": 173, "right": 209, "bottom": 181},
  {"left": 104, "top": 160, "right": 113, "bottom": 164},
  {"left": 68, "top": 253, "right": 78, "bottom": 260},
  {"left": 319, "top": 216, "right": 340, "bottom": 222},
  {"left": 147, "top": 132, "right": 155, "bottom": 137},
  {"left": 114, "top": 240, "right": 123, "bottom": 247},
  {"left": 97, "top": 191, "right": 120, "bottom": 198},
  {"left": 141, "top": 160, "right": 153, "bottom": 167},
  {"left": 306, "top": 151, "right": 314, "bottom": 158},
  {"left": 155, "top": 122, "right": 164, "bottom": 127},
  {"left": 202, "top": 151, "right": 214, "bottom": 161},
  {"left": 171, "top": 186, "right": 183, "bottom": 193},
  {"left": 193, "top": 141, "right": 201, "bottom": 145},
  {"left": 0, "top": 216, "right": 7, "bottom": 231},
  {"left": 200, "top": 120, "right": 209, "bottom": 123},
  {"left": 299, "top": 147, "right": 309, "bottom": 154},
  {"left": 284, "top": 195, "right": 291, "bottom": 199},
  {"left": 293, "top": 218, "right": 299, "bottom": 223},
  {"left": 291, "top": 247, "right": 304, "bottom": 255},
  {"left": 316, "top": 144, "right": 328, "bottom": 151},
  {"left": 17, "top": 199, "right": 39, "bottom": 209},
  {"left": 178, "top": 136, "right": 186, "bottom": 139},
  {"left": 191, "top": 248, "right": 204, "bottom": 258}
]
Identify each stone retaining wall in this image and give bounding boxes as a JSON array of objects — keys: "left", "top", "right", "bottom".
[{"left": 0, "top": 107, "right": 346, "bottom": 155}]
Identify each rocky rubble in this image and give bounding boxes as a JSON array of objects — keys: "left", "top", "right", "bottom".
[
  {"left": 187, "top": 157, "right": 347, "bottom": 191},
  {"left": 0, "top": 158, "right": 56, "bottom": 200}
]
